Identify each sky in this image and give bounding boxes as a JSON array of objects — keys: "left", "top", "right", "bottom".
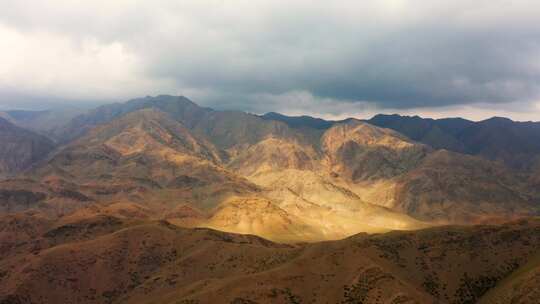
[{"left": 1, "top": 0, "right": 540, "bottom": 121}]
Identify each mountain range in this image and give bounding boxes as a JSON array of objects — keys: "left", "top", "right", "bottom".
[
  {"left": 263, "top": 112, "right": 540, "bottom": 171},
  {"left": 1, "top": 95, "right": 539, "bottom": 303}
]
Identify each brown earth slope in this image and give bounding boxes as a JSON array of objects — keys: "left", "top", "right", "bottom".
[{"left": 0, "top": 216, "right": 538, "bottom": 304}]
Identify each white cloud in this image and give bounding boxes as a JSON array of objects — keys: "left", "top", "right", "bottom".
[{"left": 0, "top": 24, "right": 176, "bottom": 100}]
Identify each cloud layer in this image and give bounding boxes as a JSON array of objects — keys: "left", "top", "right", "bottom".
[{"left": 1, "top": 0, "right": 540, "bottom": 119}]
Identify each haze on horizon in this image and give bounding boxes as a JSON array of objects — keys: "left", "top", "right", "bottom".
[{"left": 1, "top": 0, "right": 540, "bottom": 121}]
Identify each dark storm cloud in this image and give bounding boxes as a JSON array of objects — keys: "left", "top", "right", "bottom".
[{"left": 1, "top": 0, "right": 540, "bottom": 115}]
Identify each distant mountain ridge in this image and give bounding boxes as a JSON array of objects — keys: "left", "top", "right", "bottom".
[
  {"left": 260, "top": 112, "right": 343, "bottom": 129},
  {"left": 6, "top": 96, "right": 540, "bottom": 171},
  {"left": 50, "top": 95, "right": 212, "bottom": 143},
  {"left": 368, "top": 114, "right": 540, "bottom": 170},
  {"left": 261, "top": 111, "right": 540, "bottom": 170},
  {"left": 0, "top": 117, "right": 55, "bottom": 177},
  {"left": 0, "top": 108, "right": 84, "bottom": 139}
]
